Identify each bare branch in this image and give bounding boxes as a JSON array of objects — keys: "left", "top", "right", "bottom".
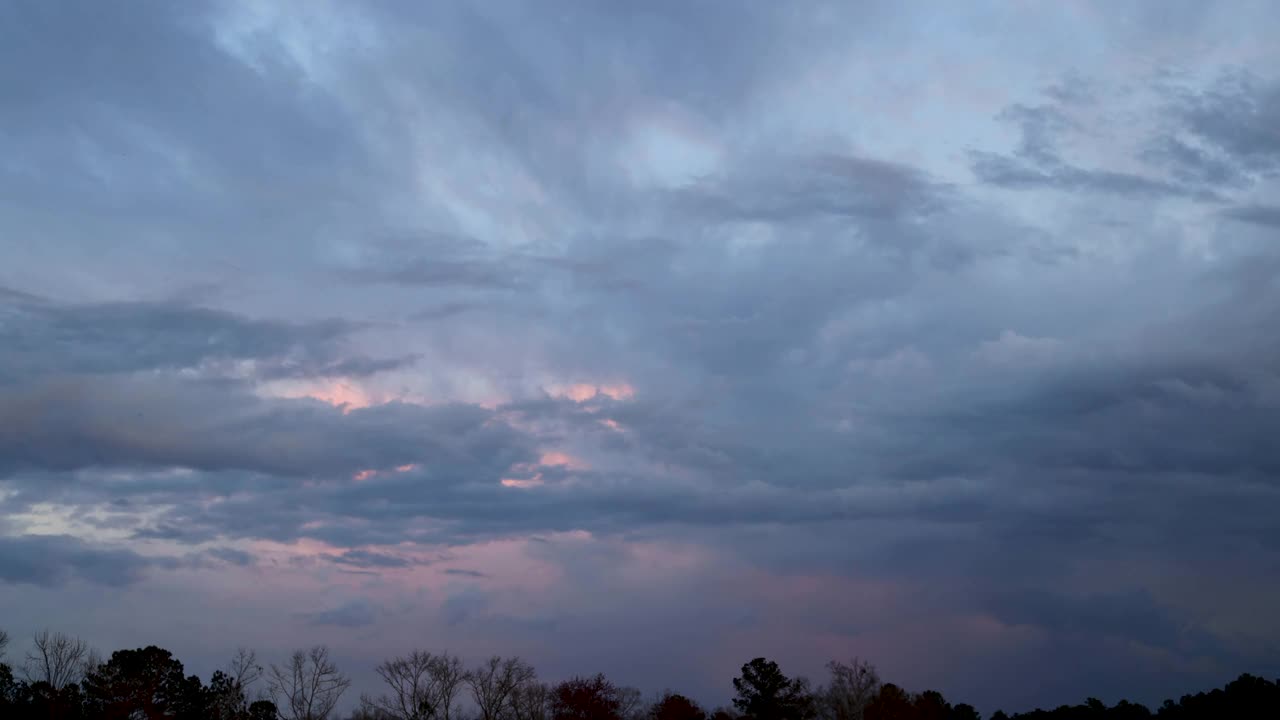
[
  {"left": 467, "top": 656, "right": 537, "bottom": 720},
  {"left": 80, "top": 647, "right": 104, "bottom": 684},
  {"left": 510, "top": 680, "right": 551, "bottom": 720},
  {"left": 229, "top": 647, "right": 265, "bottom": 699},
  {"left": 23, "top": 630, "right": 88, "bottom": 690},
  {"left": 617, "top": 686, "right": 648, "bottom": 720},
  {"left": 269, "top": 645, "right": 351, "bottom": 720},
  {"left": 362, "top": 650, "right": 467, "bottom": 720},
  {"left": 815, "top": 658, "right": 880, "bottom": 720}
]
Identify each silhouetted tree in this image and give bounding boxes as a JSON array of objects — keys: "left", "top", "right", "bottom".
[
  {"left": 1156, "top": 673, "right": 1280, "bottom": 720},
  {"left": 864, "top": 683, "right": 914, "bottom": 720},
  {"left": 80, "top": 647, "right": 104, "bottom": 685},
  {"left": 22, "top": 680, "right": 88, "bottom": 720},
  {"left": 364, "top": 650, "right": 467, "bottom": 720},
  {"left": 913, "top": 690, "right": 950, "bottom": 720},
  {"left": 228, "top": 648, "right": 265, "bottom": 702},
  {"left": 551, "top": 674, "right": 623, "bottom": 720},
  {"left": 1, "top": 631, "right": 1278, "bottom": 720},
  {"left": 0, "top": 630, "right": 18, "bottom": 718},
  {"left": 816, "top": 659, "right": 880, "bottom": 720},
  {"left": 24, "top": 630, "right": 88, "bottom": 691},
  {"left": 618, "top": 686, "right": 647, "bottom": 720},
  {"left": 269, "top": 645, "right": 351, "bottom": 720},
  {"left": 468, "top": 656, "right": 537, "bottom": 720},
  {"left": 512, "top": 680, "right": 552, "bottom": 720},
  {"left": 81, "top": 645, "right": 204, "bottom": 720},
  {"left": 651, "top": 692, "right": 708, "bottom": 720},
  {"left": 732, "top": 658, "right": 815, "bottom": 720},
  {"left": 208, "top": 669, "right": 254, "bottom": 719},
  {"left": 248, "top": 699, "right": 282, "bottom": 720}
]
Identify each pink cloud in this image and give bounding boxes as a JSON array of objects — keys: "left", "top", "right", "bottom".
[
  {"left": 267, "top": 379, "right": 381, "bottom": 413},
  {"left": 351, "top": 463, "right": 421, "bottom": 482},
  {"left": 538, "top": 451, "right": 588, "bottom": 470},
  {"left": 549, "top": 382, "right": 636, "bottom": 403}
]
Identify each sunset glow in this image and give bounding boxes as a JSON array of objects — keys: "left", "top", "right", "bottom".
[
  {"left": 550, "top": 382, "right": 637, "bottom": 403},
  {"left": 6, "top": 2, "right": 1280, "bottom": 715}
]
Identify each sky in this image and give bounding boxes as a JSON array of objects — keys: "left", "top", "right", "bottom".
[{"left": 2, "top": 0, "right": 1280, "bottom": 715}]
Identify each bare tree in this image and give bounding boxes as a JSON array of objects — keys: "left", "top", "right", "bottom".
[
  {"left": 0, "top": 628, "right": 9, "bottom": 660},
  {"left": 815, "top": 659, "right": 880, "bottom": 720},
  {"left": 80, "top": 646, "right": 104, "bottom": 683},
  {"left": 617, "top": 686, "right": 646, "bottom": 720},
  {"left": 269, "top": 645, "right": 352, "bottom": 720},
  {"left": 23, "top": 630, "right": 88, "bottom": 690},
  {"left": 229, "top": 647, "right": 265, "bottom": 700},
  {"left": 362, "top": 650, "right": 469, "bottom": 720},
  {"left": 467, "top": 656, "right": 536, "bottom": 720},
  {"left": 430, "top": 652, "right": 466, "bottom": 720},
  {"left": 510, "top": 680, "right": 550, "bottom": 720}
]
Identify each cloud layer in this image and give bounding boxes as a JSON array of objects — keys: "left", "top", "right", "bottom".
[{"left": 3, "top": 0, "right": 1280, "bottom": 715}]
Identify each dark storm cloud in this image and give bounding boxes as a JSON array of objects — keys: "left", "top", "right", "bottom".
[
  {"left": 0, "top": 375, "right": 534, "bottom": 479},
  {"left": 0, "top": 534, "right": 165, "bottom": 587},
  {"left": 969, "top": 96, "right": 1218, "bottom": 199},
  {"left": 4, "top": 0, "right": 1280, "bottom": 712},
  {"left": 1177, "top": 71, "right": 1280, "bottom": 175},
  {"left": 1141, "top": 136, "right": 1248, "bottom": 189},
  {"left": 1221, "top": 204, "right": 1280, "bottom": 228},
  {"left": 0, "top": 293, "right": 413, "bottom": 384}
]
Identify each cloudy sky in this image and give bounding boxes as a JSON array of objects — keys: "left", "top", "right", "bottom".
[{"left": 3, "top": 0, "right": 1280, "bottom": 714}]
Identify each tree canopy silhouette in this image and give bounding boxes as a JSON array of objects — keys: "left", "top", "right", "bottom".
[
  {"left": 0, "top": 625, "right": 1278, "bottom": 720},
  {"left": 731, "top": 658, "right": 815, "bottom": 720},
  {"left": 551, "top": 674, "right": 623, "bottom": 720}
]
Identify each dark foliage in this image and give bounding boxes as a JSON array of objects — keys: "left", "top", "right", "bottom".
[
  {"left": 989, "top": 673, "right": 1280, "bottom": 719},
  {"left": 651, "top": 693, "right": 708, "bottom": 720},
  {"left": 731, "top": 658, "right": 815, "bottom": 720},
  {"left": 551, "top": 674, "right": 624, "bottom": 720},
  {"left": 0, "top": 634, "right": 1277, "bottom": 720}
]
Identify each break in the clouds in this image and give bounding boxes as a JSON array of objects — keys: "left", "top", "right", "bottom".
[{"left": 3, "top": 0, "right": 1280, "bottom": 715}]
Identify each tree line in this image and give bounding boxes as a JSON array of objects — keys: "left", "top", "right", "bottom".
[{"left": 0, "top": 628, "right": 1276, "bottom": 719}]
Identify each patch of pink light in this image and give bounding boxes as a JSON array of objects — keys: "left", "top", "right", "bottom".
[
  {"left": 500, "top": 451, "right": 588, "bottom": 488},
  {"left": 538, "top": 451, "right": 588, "bottom": 470},
  {"left": 551, "top": 382, "right": 636, "bottom": 403},
  {"left": 269, "top": 379, "right": 381, "bottom": 414},
  {"left": 351, "top": 463, "right": 421, "bottom": 482}
]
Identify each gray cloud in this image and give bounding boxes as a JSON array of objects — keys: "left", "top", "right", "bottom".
[
  {"left": 3, "top": 0, "right": 1280, "bottom": 713},
  {"left": 1221, "top": 203, "right": 1280, "bottom": 228},
  {"left": 0, "top": 293, "right": 413, "bottom": 384},
  {"left": 1178, "top": 71, "right": 1280, "bottom": 176},
  {"left": 324, "top": 550, "right": 413, "bottom": 569},
  {"left": 205, "top": 547, "right": 254, "bottom": 567},
  {"left": 0, "top": 534, "right": 166, "bottom": 587},
  {"left": 0, "top": 374, "right": 533, "bottom": 480},
  {"left": 303, "top": 599, "right": 378, "bottom": 628},
  {"left": 969, "top": 93, "right": 1219, "bottom": 199}
]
